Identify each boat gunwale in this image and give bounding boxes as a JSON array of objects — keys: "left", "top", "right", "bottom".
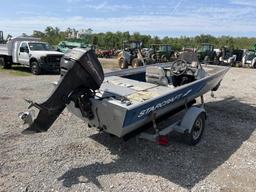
[{"left": 102, "top": 63, "right": 230, "bottom": 110}]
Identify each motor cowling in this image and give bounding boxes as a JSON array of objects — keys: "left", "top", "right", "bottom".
[{"left": 21, "top": 48, "right": 104, "bottom": 134}]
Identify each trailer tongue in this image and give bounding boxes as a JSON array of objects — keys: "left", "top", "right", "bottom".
[{"left": 20, "top": 48, "right": 104, "bottom": 134}]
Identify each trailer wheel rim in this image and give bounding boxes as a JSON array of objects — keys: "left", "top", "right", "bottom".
[{"left": 192, "top": 118, "right": 203, "bottom": 140}]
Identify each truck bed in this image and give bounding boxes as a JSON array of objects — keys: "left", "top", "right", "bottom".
[{"left": 0, "top": 44, "right": 9, "bottom": 56}]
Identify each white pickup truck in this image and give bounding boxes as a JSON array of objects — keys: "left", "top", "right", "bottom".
[{"left": 0, "top": 36, "right": 63, "bottom": 74}]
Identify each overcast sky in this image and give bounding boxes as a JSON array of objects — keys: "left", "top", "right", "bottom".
[{"left": 0, "top": 0, "right": 255, "bottom": 37}]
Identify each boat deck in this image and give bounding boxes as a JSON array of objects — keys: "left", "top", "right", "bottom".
[
  {"left": 203, "top": 65, "right": 222, "bottom": 74},
  {"left": 99, "top": 76, "right": 173, "bottom": 105},
  {"left": 97, "top": 64, "right": 228, "bottom": 108}
]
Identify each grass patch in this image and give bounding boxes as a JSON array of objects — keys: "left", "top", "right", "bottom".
[
  {"left": 0, "top": 59, "right": 119, "bottom": 77},
  {"left": 0, "top": 65, "right": 31, "bottom": 76}
]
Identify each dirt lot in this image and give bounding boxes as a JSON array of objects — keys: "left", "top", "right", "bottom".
[
  {"left": 0, "top": 66, "right": 256, "bottom": 192},
  {"left": 98, "top": 58, "right": 119, "bottom": 68}
]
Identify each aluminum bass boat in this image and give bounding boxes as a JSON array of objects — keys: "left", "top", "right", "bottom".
[{"left": 19, "top": 48, "right": 229, "bottom": 145}]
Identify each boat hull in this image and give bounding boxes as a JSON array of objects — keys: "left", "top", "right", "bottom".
[{"left": 67, "top": 64, "right": 229, "bottom": 137}]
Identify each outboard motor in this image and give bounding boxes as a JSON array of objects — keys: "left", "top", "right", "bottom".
[{"left": 20, "top": 48, "right": 104, "bottom": 134}]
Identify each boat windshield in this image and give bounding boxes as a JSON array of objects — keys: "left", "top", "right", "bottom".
[{"left": 28, "top": 43, "right": 53, "bottom": 51}]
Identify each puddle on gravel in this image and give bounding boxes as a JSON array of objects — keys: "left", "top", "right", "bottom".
[
  {"left": 19, "top": 87, "right": 34, "bottom": 91},
  {"left": 0, "top": 96, "right": 11, "bottom": 100}
]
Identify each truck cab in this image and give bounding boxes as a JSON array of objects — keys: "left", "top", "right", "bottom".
[
  {"left": 197, "top": 43, "right": 217, "bottom": 63},
  {"left": 242, "top": 50, "right": 256, "bottom": 68},
  {"left": 0, "top": 36, "right": 64, "bottom": 74},
  {"left": 242, "top": 44, "right": 256, "bottom": 68},
  {"left": 150, "top": 44, "right": 174, "bottom": 62},
  {"left": 17, "top": 41, "right": 63, "bottom": 74}
]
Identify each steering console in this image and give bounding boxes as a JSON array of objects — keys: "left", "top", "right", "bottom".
[{"left": 170, "top": 59, "right": 188, "bottom": 76}]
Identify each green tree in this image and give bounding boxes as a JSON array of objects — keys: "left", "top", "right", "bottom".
[{"left": 31, "top": 26, "right": 256, "bottom": 50}]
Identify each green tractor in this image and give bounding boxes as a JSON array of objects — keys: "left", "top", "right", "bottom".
[
  {"left": 117, "top": 40, "right": 145, "bottom": 69},
  {"left": 253, "top": 44, "right": 256, "bottom": 52},
  {"left": 150, "top": 44, "right": 174, "bottom": 62},
  {"left": 197, "top": 43, "right": 218, "bottom": 64},
  {"left": 57, "top": 41, "right": 95, "bottom": 53}
]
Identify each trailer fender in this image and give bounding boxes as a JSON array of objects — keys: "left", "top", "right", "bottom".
[{"left": 174, "top": 106, "right": 206, "bottom": 134}]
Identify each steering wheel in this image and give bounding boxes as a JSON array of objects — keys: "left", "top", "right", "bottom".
[{"left": 170, "top": 59, "right": 188, "bottom": 76}]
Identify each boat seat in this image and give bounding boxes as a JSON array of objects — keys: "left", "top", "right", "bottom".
[
  {"left": 191, "top": 61, "right": 199, "bottom": 68},
  {"left": 145, "top": 66, "right": 171, "bottom": 86}
]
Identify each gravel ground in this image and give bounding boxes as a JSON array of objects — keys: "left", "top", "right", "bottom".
[{"left": 0, "top": 67, "right": 256, "bottom": 192}]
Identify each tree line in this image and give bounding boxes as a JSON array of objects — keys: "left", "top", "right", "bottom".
[{"left": 32, "top": 26, "right": 256, "bottom": 50}]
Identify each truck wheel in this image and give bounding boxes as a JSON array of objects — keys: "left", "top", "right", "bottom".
[
  {"left": 0, "top": 57, "right": 12, "bottom": 69},
  {"left": 253, "top": 62, "right": 256, "bottom": 68},
  {"left": 204, "top": 56, "right": 209, "bottom": 64},
  {"left": 161, "top": 56, "right": 168, "bottom": 62},
  {"left": 214, "top": 56, "right": 219, "bottom": 65},
  {"left": 118, "top": 58, "right": 128, "bottom": 69},
  {"left": 151, "top": 54, "right": 156, "bottom": 63},
  {"left": 131, "top": 58, "right": 142, "bottom": 68},
  {"left": 31, "top": 61, "right": 41, "bottom": 75},
  {"left": 185, "top": 112, "right": 206, "bottom": 145}
]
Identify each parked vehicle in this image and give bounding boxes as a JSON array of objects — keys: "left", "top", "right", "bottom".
[
  {"left": 242, "top": 44, "right": 256, "bottom": 68},
  {"left": 57, "top": 41, "right": 95, "bottom": 53},
  {"left": 117, "top": 41, "right": 146, "bottom": 69},
  {"left": 197, "top": 43, "right": 218, "bottom": 64},
  {"left": 232, "top": 49, "right": 244, "bottom": 64},
  {"left": 219, "top": 47, "right": 237, "bottom": 66},
  {"left": 96, "top": 49, "right": 115, "bottom": 58},
  {"left": 242, "top": 50, "right": 256, "bottom": 68},
  {"left": 0, "top": 36, "right": 63, "bottom": 74},
  {"left": 150, "top": 44, "right": 175, "bottom": 62}
]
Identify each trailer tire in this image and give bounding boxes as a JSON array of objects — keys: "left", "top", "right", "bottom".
[
  {"left": 30, "top": 61, "right": 41, "bottom": 75},
  {"left": 185, "top": 112, "right": 206, "bottom": 145}
]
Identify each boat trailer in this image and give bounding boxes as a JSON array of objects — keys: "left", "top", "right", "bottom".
[{"left": 19, "top": 48, "right": 229, "bottom": 146}]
